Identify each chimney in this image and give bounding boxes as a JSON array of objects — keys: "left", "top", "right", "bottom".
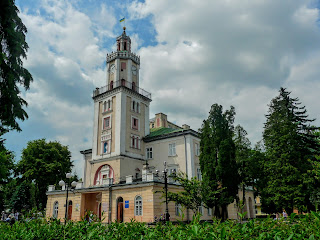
[
  {"left": 155, "top": 113, "right": 168, "bottom": 128},
  {"left": 182, "top": 124, "right": 190, "bottom": 130}
]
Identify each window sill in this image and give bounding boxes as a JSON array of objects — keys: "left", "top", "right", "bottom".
[{"left": 168, "top": 155, "right": 177, "bottom": 157}]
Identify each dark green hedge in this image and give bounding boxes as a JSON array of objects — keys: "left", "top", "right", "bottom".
[{"left": 1, "top": 212, "right": 319, "bottom": 239}]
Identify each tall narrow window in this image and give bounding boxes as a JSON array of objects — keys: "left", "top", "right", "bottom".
[
  {"left": 146, "top": 147, "right": 153, "bottom": 159},
  {"left": 104, "top": 117, "right": 111, "bottom": 129},
  {"left": 132, "top": 117, "right": 139, "bottom": 130},
  {"left": 132, "top": 101, "right": 135, "bottom": 111},
  {"left": 110, "top": 81, "right": 114, "bottom": 90},
  {"left": 103, "top": 101, "right": 107, "bottom": 112},
  {"left": 124, "top": 42, "right": 127, "bottom": 51},
  {"left": 108, "top": 100, "right": 111, "bottom": 110},
  {"left": 53, "top": 201, "right": 59, "bottom": 218},
  {"left": 136, "top": 102, "right": 139, "bottom": 113},
  {"left": 195, "top": 143, "right": 200, "bottom": 156},
  {"left": 121, "top": 62, "right": 126, "bottom": 71},
  {"left": 132, "top": 82, "right": 136, "bottom": 91},
  {"left": 135, "top": 196, "right": 143, "bottom": 216},
  {"left": 197, "top": 168, "right": 202, "bottom": 180},
  {"left": 169, "top": 143, "right": 176, "bottom": 156},
  {"left": 121, "top": 79, "right": 125, "bottom": 86},
  {"left": 175, "top": 203, "right": 182, "bottom": 216}
]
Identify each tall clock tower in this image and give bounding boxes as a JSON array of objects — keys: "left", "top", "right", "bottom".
[{"left": 89, "top": 27, "right": 151, "bottom": 184}]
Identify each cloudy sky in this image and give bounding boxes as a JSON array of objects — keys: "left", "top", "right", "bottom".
[{"left": 5, "top": 0, "right": 320, "bottom": 177}]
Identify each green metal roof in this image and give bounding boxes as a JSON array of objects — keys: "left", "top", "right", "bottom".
[{"left": 146, "top": 127, "right": 183, "bottom": 138}]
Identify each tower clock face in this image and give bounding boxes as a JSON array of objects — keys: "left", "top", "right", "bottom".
[
  {"left": 132, "top": 65, "right": 137, "bottom": 75},
  {"left": 110, "top": 64, "right": 116, "bottom": 74}
]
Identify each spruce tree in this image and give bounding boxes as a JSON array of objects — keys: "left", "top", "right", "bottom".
[
  {"left": 262, "top": 88, "right": 320, "bottom": 214},
  {"left": 199, "top": 104, "right": 240, "bottom": 220}
]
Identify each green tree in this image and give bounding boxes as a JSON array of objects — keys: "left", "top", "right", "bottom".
[
  {"left": 0, "top": 146, "right": 14, "bottom": 212},
  {"left": 166, "top": 172, "right": 220, "bottom": 215},
  {"left": 199, "top": 104, "right": 240, "bottom": 220},
  {"left": 233, "top": 125, "right": 251, "bottom": 209},
  {"left": 16, "top": 139, "right": 73, "bottom": 210},
  {"left": 261, "top": 88, "right": 320, "bottom": 214},
  {"left": 0, "top": 0, "right": 33, "bottom": 135}
]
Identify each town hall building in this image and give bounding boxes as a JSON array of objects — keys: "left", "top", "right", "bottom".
[{"left": 46, "top": 28, "right": 255, "bottom": 223}]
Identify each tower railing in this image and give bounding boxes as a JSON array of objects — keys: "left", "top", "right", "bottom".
[
  {"left": 106, "top": 51, "right": 140, "bottom": 64},
  {"left": 93, "top": 80, "right": 152, "bottom": 100}
]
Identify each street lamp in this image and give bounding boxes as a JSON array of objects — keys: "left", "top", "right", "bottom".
[
  {"left": 163, "top": 161, "right": 170, "bottom": 222},
  {"left": 59, "top": 173, "right": 77, "bottom": 223}
]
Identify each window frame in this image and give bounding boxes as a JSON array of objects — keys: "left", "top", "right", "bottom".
[
  {"left": 131, "top": 116, "right": 139, "bottom": 130},
  {"left": 146, "top": 147, "right": 153, "bottom": 159},
  {"left": 196, "top": 167, "right": 202, "bottom": 181},
  {"left": 53, "top": 201, "right": 59, "bottom": 218},
  {"left": 168, "top": 143, "right": 176, "bottom": 156},
  {"left": 134, "top": 195, "right": 143, "bottom": 216},
  {"left": 131, "top": 135, "right": 140, "bottom": 149},
  {"left": 195, "top": 143, "right": 200, "bottom": 156},
  {"left": 103, "top": 116, "right": 111, "bottom": 129},
  {"left": 175, "top": 203, "right": 182, "bottom": 216}
]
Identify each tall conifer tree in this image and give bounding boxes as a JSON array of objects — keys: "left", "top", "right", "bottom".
[
  {"left": 262, "top": 88, "right": 320, "bottom": 214},
  {"left": 199, "top": 104, "right": 239, "bottom": 219}
]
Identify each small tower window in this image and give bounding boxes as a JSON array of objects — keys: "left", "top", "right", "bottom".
[
  {"left": 108, "top": 100, "right": 111, "bottom": 110},
  {"left": 110, "top": 81, "right": 113, "bottom": 90},
  {"left": 124, "top": 41, "right": 127, "bottom": 51},
  {"left": 121, "top": 62, "right": 126, "bottom": 71},
  {"left": 103, "top": 101, "right": 107, "bottom": 112},
  {"left": 132, "top": 82, "right": 136, "bottom": 91},
  {"left": 117, "top": 42, "right": 120, "bottom": 51},
  {"left": 132, "top": 101, "right": 135, "bottom": 111},
  {"left": 121, "top": 79, "right": 126, "bottom": 86},
  {"left": 136, "top": 102, "right": 139, "bottom": 113}
]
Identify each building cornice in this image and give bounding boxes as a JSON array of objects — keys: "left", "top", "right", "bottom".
[{"left": 143, "top": 129, "right": 199, "bottom": 143}]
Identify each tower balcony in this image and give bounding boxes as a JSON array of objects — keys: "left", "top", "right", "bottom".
[
  {"left": 106, "top": 51, "right": 140, "bottom": 64},
  {"left": 93, "top": 80, "right": 152, "bottom": 100}
]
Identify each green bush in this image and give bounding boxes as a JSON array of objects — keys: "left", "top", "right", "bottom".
[{"left": 0, "top": 212, "right": 319, "bottom": 239}]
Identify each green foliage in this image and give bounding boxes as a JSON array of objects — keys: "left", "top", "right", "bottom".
[
  {"left": 0, "top": 213, "right": 320, "bottom": 239},
  {"left": 0, "top": 0, "right": 33, "bottom": 135},
  {"left": 166, "top": 172, "right": 220, "bottom": 214},
  {"left": 261, "top": 88, "right": 320, "bottom": 214},
  {"left": 16, "top": 139, "right": 73, "bottom": 210},
  {"left": 199, "top": 104, "right": 240, "bottom": 219}
]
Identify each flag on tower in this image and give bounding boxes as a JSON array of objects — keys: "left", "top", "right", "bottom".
[{"left": 119, "top": 17, "right": 125, "bottom": 22}]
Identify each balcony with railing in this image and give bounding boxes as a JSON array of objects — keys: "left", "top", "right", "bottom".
[
  {"left": 106, "top": 51, "right": 140, "bottom": 64},
  {"left": 93, "top": 80, "right": 152, "bottom": 100}
]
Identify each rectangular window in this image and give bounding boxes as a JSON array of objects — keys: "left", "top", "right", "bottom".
[
  {"left": 121, "top": 62, "right": 126, "bottom": 70},
  {"left": 197, "top": 168, "right": 202, "bottom": 181},
  {"left": 132, "top": 117, "right": 139, "bottom": 130},
  {"left": 103, "top": 117, "right": 111, "bottom": 129},
  {"left": 195, "top": 143, "right": 200, "bottom": 156},
  {"left": 168, "top": 143, "right": 176, "bottom": 156},
  {"left": 175, "top": 203, "right": 182, "bottom": 216},
  {"left": 131, "top": 135, "right": 140, "bottom": 149},
  {"left": 207, "top": 208, "right": 212, "bottom": 216},
  {"left": 198, "top": 205, "right": 203, "bottom": 215},
  {"left": 146, "top": 147, "right": 153, "bottom": 159}
]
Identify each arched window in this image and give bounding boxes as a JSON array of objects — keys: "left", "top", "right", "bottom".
[
  {"left": 94, "top": 164, "right": 114, "bottom": 185},
  {"left": 134, "top": 196, "right": 143, "bottom": 216},
  {"left": 110, "top": 81, "right": 114, "bottom": 90},
  {"left": 67, "top": 200, "right": 72, "bottom": 220},
  {"left": 53, "top": 201, "right": 59, "bottom": 218}
]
